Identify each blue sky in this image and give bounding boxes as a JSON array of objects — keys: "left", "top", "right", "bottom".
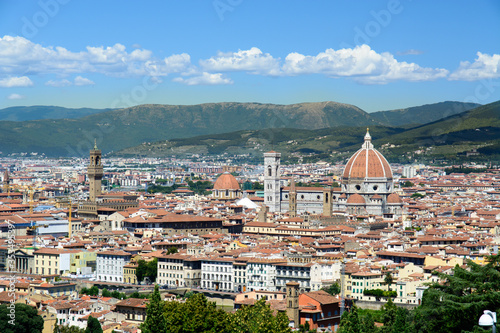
[{"left": 0, "top": 0, "right": 499, "bottom": 112}]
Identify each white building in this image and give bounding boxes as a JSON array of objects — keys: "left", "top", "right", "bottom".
[
  {"left": 310, "top": 261, "right": 342, "bottom": 291},
  {"left": 96, "top": 250, "right": 131, "bottom": 283},
  {"left": 201, "top": 258, "right": 234, "bottom": 292},
  {"left": 246, "top": 259, "right": 283, "bottom": 292}
]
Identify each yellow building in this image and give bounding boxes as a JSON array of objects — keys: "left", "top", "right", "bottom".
[
  {"left": 34, "top": 248, "right": 80, "bottom": 276},
  {"left": 424, "top": 255, "right": 464, "bottom": 267},
  {"left": 70, "top": 251, "right": 97, "bottom": 275},
  {"left": 124, "top": 262, "right": 138, "bottom": 284}
]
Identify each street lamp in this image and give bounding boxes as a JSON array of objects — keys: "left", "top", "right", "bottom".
[{"left": 479, "top": 310, "right": 497, "bottom": 333}]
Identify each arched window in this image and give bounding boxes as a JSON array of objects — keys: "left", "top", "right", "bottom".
[{"left": 267, "top": 166, "right": 272, "bottom": 177}]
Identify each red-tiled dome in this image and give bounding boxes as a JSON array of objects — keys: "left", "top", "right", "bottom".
[
  {"left": 346, "top": 193, "right": 365, "bottom": 204},
  {"left": 387, "top": 193, "right": 403, "bottom": 204},
  {"left": 342, "top": 130, "right": 392, "bottom": 180},
  {"left": 213, "top": 172, "right": 240, "bottom": 190}
]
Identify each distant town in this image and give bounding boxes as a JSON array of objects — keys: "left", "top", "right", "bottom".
[{"left": 1, "top": 129, "right": 499, "bottom": 332}]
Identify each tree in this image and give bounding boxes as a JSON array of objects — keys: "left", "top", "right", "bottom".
[
  {"left": 136, "top": 259, "right": 148, "bottom": 283},
  {"left": 338, "top": 304, "right": 361, "bottom": 333},
  {"left": 163, "top": 293, "right": 230, "bottom": 333},
  {"left": 101, "top": 288, "right": 111, "bottom": 297},
  {"left": 380, "top": 297, "right": 397, "bottom": 328},
  {"left": 87, "top": 285, "right": 99, "bottom": 296},
  {"left": 0, "top": 303, "right": 44, "bottom": 333},
  {"left": 54, "top": 324, "right": 85, "bottom": 333},
  {"left": 229, "top": 298, "right": 291, "bottom": 333},
  {"left": 389, "top": 308, "right": 411, "bottom": 333},
  {"left": 413, "top": 254, "right": 500, "bottom": 333},
  {"left": 322, "top": 282, "right": 341, "bottom": 296},
  {"left": 360, "top": 312, "right": 379, "bottom": 333},
  {"left": 85, "top": 316, "right": 103, "bottom": 333},
  {"left": 141, "top": 285, "right": 166, "bottom": 333},
  {"left": 384, "top": 272, "right": 394, "bottom": 291},
  {"left": 252, "top": 182, "right": 264, "bottom": 190},
  {"left": 167, "top": 247, "right": 178, "bottom": 255},
  {"left": 401, "top": 181, "right": 414, "bottom": 187},
  {"left": 136, "top": 259, "right": 158, "bottom": 283},
  {"left": 298, "top": 321, "right": 316, "bottom": 333}
]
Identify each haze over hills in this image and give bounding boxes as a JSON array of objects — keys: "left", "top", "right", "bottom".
[
  {"left": 0, "top": 106, "right": 113, "bottom": 121},
  {"left": 0, "top": 101, "right": 487, "bottom": 157}
]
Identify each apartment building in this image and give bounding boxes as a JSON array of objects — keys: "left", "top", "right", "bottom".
[{"left": 96, "top": 250, "right": 131, "bottom": 283}]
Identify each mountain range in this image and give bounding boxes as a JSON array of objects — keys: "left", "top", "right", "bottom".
[
  {"left": 0, "top": 101, "right": 485, "bottom": 157},
  {"left": 115, "top": 101, "right": 500, "bottom": 163}
]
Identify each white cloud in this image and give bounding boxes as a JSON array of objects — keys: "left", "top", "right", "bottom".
[
  {"left": 282, "top": 45, "right": 448, "bottom": 84},
  {"left": 7, "top": 93, "right": 25, "bottom": 100},
  {"left": 74, "top": 76, "right": 95, "bottom": 86},
  {"left": 0, "top": 76, "right": 33, "bottom": 87},
  {"left": 0, "top": 35, "right": 191, "bottom": 78},
  {"left": 173, "top": 72, "right": 233, "bottom": 85},
  {"left": 200, "top": 47, "right": 281, "bottom": 75},
  {"left": 45, "top": 79, "right": 72, "bottom": 87},
  {"left": 449, "top": 52, "right": 500, "bottom": 81},
  {"left": 2, "top": 35, "right": 493, "bottom": 86}
]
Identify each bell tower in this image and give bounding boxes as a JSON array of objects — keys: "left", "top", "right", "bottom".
[
  {"left": 289, "top": 177, "right": 297, "bottom": 217},
  {"left": 264, "top": 151, "right": 281, "bottom": 213},
  {"left": 286, "top": 281, "right": 300, "bottom": 328},
  {"left": 88, "top": 140, "right": 103, "bottom": 202}
]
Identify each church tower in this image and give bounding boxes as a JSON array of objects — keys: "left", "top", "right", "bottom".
[
  {"left": 286, "top": 281, "right": 300, "bottom": 328},
  {"left": 323, "top": 186, "right": 332, "bottom": 217},
  {"left": 88, "top": 141, "right": 103, "bottom": 202},
  {"left": 289, "top": 177, "right": 297, "bottom": 217},
  {"left": 264, "top": 151, "right": 281, "bottom": 213},
  {"left": 3, "top": 170, "right": 9, "bottom": 194}
]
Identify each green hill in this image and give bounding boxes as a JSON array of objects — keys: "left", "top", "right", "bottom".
[
  {"left": 370, "top": 101, "right": 480, "bottom": 127},
  {"left": 114, "top": 126, "right": 404, "bottom": 162},
  {"left": 0, "top": 100, "right": 494, "bottom": 159},
  {"left": 115, "top": 101, "right": 500, "bottom": 163},
  {"left": 0, "top": 102, "right": 381, "bottom": 156},
  {"left": 0, "top": 105, "right": 111, "bottom": 121}
]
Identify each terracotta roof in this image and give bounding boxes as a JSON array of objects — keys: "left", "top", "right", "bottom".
[
  {"left": 303, "top": 290, "right": 340, "bottom": 305},
  {"left": 115, "top": 298, "right": 148, "bottom": 308},
  {"left": 213, "top": 172, "right": 240, "bottom": 190},
  {"left": 342, "top": 133, "right": 392, "bottom": 180},
  {"left": 387, "top": 193, "right": 403, "bottom": 204},
  {"left": 347, "top": 194, "right": 365, "bottom": 204}
]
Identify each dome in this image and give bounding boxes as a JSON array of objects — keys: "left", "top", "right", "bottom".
[
  {"left": 342, "top": 129, "right": 392, "bottom": 180},
  {"left": 346, "top": 193, "right": 365, "bottom": 204},
  {"left": 387, "top": 193, "right": 403, "bottom": 204},
  {"left": 213, "top": 172, "right": 240, "bottom": 190}
]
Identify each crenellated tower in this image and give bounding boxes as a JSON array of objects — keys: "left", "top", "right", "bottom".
[{"left": 88, "top": 140, "right": 103, "bottom": 202}]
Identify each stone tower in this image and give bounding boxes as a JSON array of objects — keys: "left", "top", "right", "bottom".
[
  {"left": 286, "top": 281, "right": 300, "bottom": 328},
  {"left": 264, "top": 151, "right": 281, "bottom": 213},
  {"left": 289, "top": 177, "right": 297, "bottom": 217},
  {"left": 88, "top": 141, "right": 103, "bottom": 202},
  {"left": 322, "top": 186, "right": 332, "bottom": 217},
  {"left": 3, "top": 170, "right": 9, "bottom": 194}
]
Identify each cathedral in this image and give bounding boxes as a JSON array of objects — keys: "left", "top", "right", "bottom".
[{"left": 264, "top": 130, "right": 403, "bottom": 218}]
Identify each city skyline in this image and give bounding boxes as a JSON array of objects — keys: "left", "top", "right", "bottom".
[{"left": 0, "top": 1, "right": 499, "bottom": 112}]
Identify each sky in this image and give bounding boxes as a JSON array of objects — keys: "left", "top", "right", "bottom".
[{"left": 0, "top": 0, "right": 499, "bottom": 112}]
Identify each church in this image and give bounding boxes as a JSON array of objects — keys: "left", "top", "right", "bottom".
[{"left": 264, "top": 130, "right": 403, "bottom": 218}]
